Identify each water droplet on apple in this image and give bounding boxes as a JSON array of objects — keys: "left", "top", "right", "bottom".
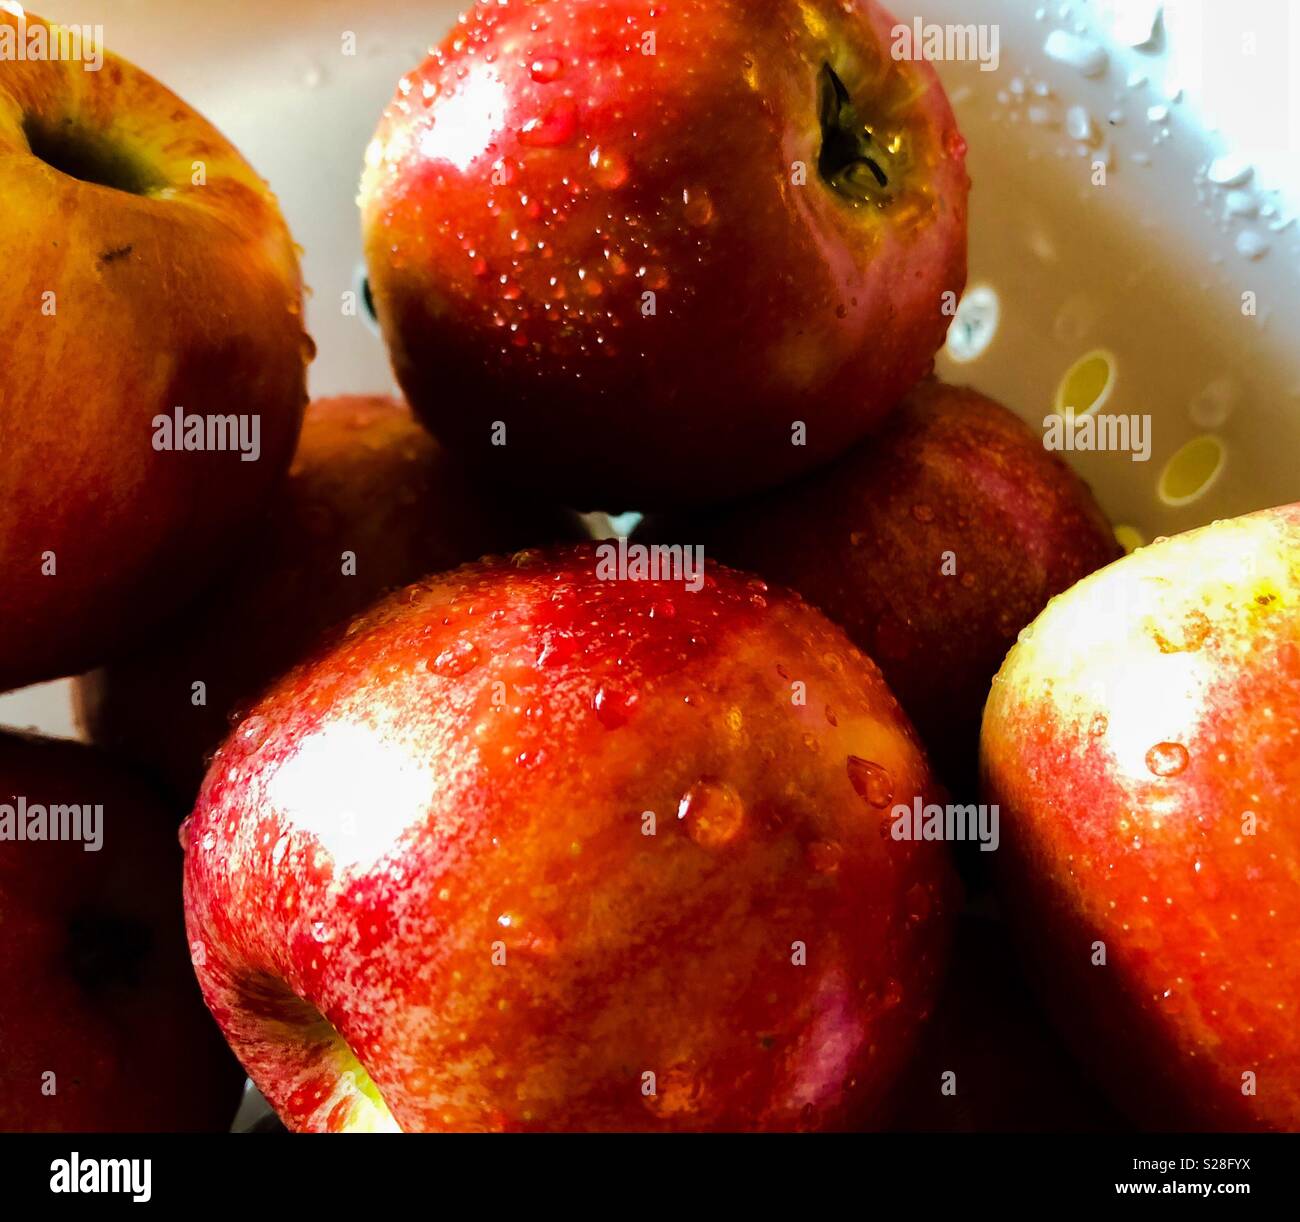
[
  {"left": 847, "top": 756, "right": 894, "bottom": 808},
  {"left": 911, "top": 503, "right": 935, "bottom": 524},
  {"left": 529, "top": 56, "right": 564, "bottom": 83},
  {"left": 431, "top": 640, "right": 482, "bottom": 677},
  {"left": 495, "top": 910, "right": 557, "bottom": 955},
  {"left": 682, "top": 187, "right": 715, "bottom": 226},
  {"left": 806, "top": 839, "right": 843, "bottom": 874},
  {"left": 1146, "top": 741, "right": 1190, "bottom": 777},
  {"left": 677, "top": 780, "right": 746, "bottom": 848},
  {"left": 1089, "top": 712, "right": 1109, "bottom": 737},
  {"left": 593, "top": 681, "right": 638, "bottom": 729},
  {"left": 589, "top": 146, "right": 629, "bottom": 189},
  {"left": 520, "top": 98, "right": 577, "bottom": 147}
]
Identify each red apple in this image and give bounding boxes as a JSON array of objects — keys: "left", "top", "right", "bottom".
[
  {"left": 647, "top": 380, "right": 1120, "bottom": 789},
  {"left": 982, "top": 504, "right": 1300, "bottom": 1130},
  {"left": 887, "top": 912, "right": 1124, "bottom": 1131},
  {"left": 184, "top": 546, "right": 957, "bottom": 1131},
  {"left": 0, "top": 731, "right": 241, "bottom": 1131},
  {"left": 360, "top": 0, "right": 968, "bottom": 509},
  {"left": 0, "top": 9, "right": 309, "bottom": 692},
  {"left": 76, "top": 395, "right": 579, "bottom": 800}
]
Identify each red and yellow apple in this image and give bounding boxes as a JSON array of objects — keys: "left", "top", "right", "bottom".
[
  {"left": 184, "top": 546, "right": 957, "bottom": 1131},
  {"left": 650, "top": 380, "right": 1120, "bottom": 788},
  {"left": 77, "top": 395, "right": 579, "bottom": 800},
  {"left": 982, "top": 504, "right": 1300, "bottom": 1130},
  {"left": 360, "top": 0, "right": 968, "bottom": 509},
  {"left": 0, "top": 9, "right": 309, "bottom": 692},
  {"left": 0, "top": 731, "right": 241, "bottom": 1131}
]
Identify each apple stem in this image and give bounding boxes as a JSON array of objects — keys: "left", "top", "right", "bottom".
[{"left": 817, "top": 64, "right": 895, "bottom": 204}]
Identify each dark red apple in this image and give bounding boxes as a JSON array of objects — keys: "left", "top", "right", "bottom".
[
  {"left": 887, "top": 911, "right": 1124, "bottom": 1132},
  {"left": 0, "top": 732, "right": 241, "bottom": 1132},
  {"left": 184, "top": 546, "right": 957, "bottom": 1131},
  {"left": 360, "top": 0, "right": 968, "bottom": 509},
  {"left": 77, "top": 395, "right": 577, "bottom": 800},
  {"left": 982, "top": 505, "right": 1300, "bottom": 1130},
  {"left": 647, "top": 380, "right": 1120, "bottom": 788}
]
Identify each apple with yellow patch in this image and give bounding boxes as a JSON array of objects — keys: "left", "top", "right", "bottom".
[
  {"left": 0, "top": 9, "right": 309, "bottom": 691},
  {"left": 982, "top": 504, "right": 1300, "bottom": 1130}
]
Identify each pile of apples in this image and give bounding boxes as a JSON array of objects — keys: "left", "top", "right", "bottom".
[{"left": 1, "top": 2, "right": 1296, "bottom": 1134}]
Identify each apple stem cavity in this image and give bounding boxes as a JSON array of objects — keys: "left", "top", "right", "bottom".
[
  {"left": 817, "top": 63, "right": 898, "bottom": 205},
  {"left": 21, "top": 114, "right": 161, "bottom": 197}
]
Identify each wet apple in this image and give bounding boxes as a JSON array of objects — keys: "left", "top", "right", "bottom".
[
  {"left": 360, "top": 0, "right": 968, "bottom": 509},
  {"left": 982, "top": 504, "right": 1300, "bottom": 1130},
  {"left": 184, "top": 546, "right": 957, "bottom": 1131}
]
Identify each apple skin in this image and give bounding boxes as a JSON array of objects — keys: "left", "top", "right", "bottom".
[
  {"left": 0, "top": 731, "right": 242, "bottom": 1132},
  {"left": 981, "top": 504, "right": 1300, "bottom": 1131},
  {"left": 0, "top": 9, "right": 310, "bottom": 692},
  {"left": 76, "top": 395, "right": 580, "bottom": 801},
  {"left": 183, "top": 546, "right": 958, "bottom": 1132},
  {"left": 360, "top": 0, "right": 967, "bottom": 510},
  {"left": 887, "top": 912, "right": 1124, "bottom": 1132},
  {"left": 646, "top": 381, "right": 1120, "bottom": 790}
]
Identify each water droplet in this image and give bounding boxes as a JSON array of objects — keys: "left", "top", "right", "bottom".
[
  {"left": 1044, "top": 29, "right": 1108, "bottom": 77},
  {"left": 1065, "top": 104, "right": 1094, "bottom": 142},
  {"left": 1146, "top": 742, "right": 1190, "bottom": 777},
  {"left": 589, "top": 145, "right": 629, "bottom": 188},
  {"left": 806, "top": 840, "right": 842, "bottom": 874},
  {"left": 847, "top": 757, "right": 894, "bottom": 808},
  {"left": 529, "top": 56, "right": 563, "bottom": 83},
  {"left": 1235, "top": 229, "right": 1269, "bottom": 260},
  {"left": 1207, "top": 155, "right": 1253, "bottom": 187},
  {"left": 677, "top": 780, "right": 746, "bottom": 848},
  {"left": 1225, "top": 190, "right": 1258, "bottom": 218},
  {"left": 495, "top": 911, "right": 557, "bottom": 955},
  {"left": 432, "top": 640, "right": 482, "bottom": 677},
  {"left": 520, "top": 97, "right": 577, "bottom": 147},
  {"left": 682, "top": 187, "right": 715, "bottom": 226},
  {"left": 911, "top": 503, "right": 935, "bottom": 524},
  {"left": 1089, "top": 713, "right": 1109, "bottom": 737},
  {"left": 593, "top": 681, "right": 638, "bottom": 729}
]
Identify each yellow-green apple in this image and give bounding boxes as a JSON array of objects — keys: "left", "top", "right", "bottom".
[
  {"left": 647, "top": 381, "right": 1120, "bottom": 789},
  {"left": 360, "top": 0, "right": 968, "bottom": 510},
  {"left": 183, "top": 546, "right": 957, "bottom": 1131},
  {"left": 0, "top": 731, "right": 242, "bottom": 1131},
  {"left": 982, "top": 504, "right": 1300, "bottom": 1130},
  {"left": 0, "top": 8, "right": 310, "bottom": 691},
  {"left": 76, "top": 395, "right": 580, "bottom": 801}
]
